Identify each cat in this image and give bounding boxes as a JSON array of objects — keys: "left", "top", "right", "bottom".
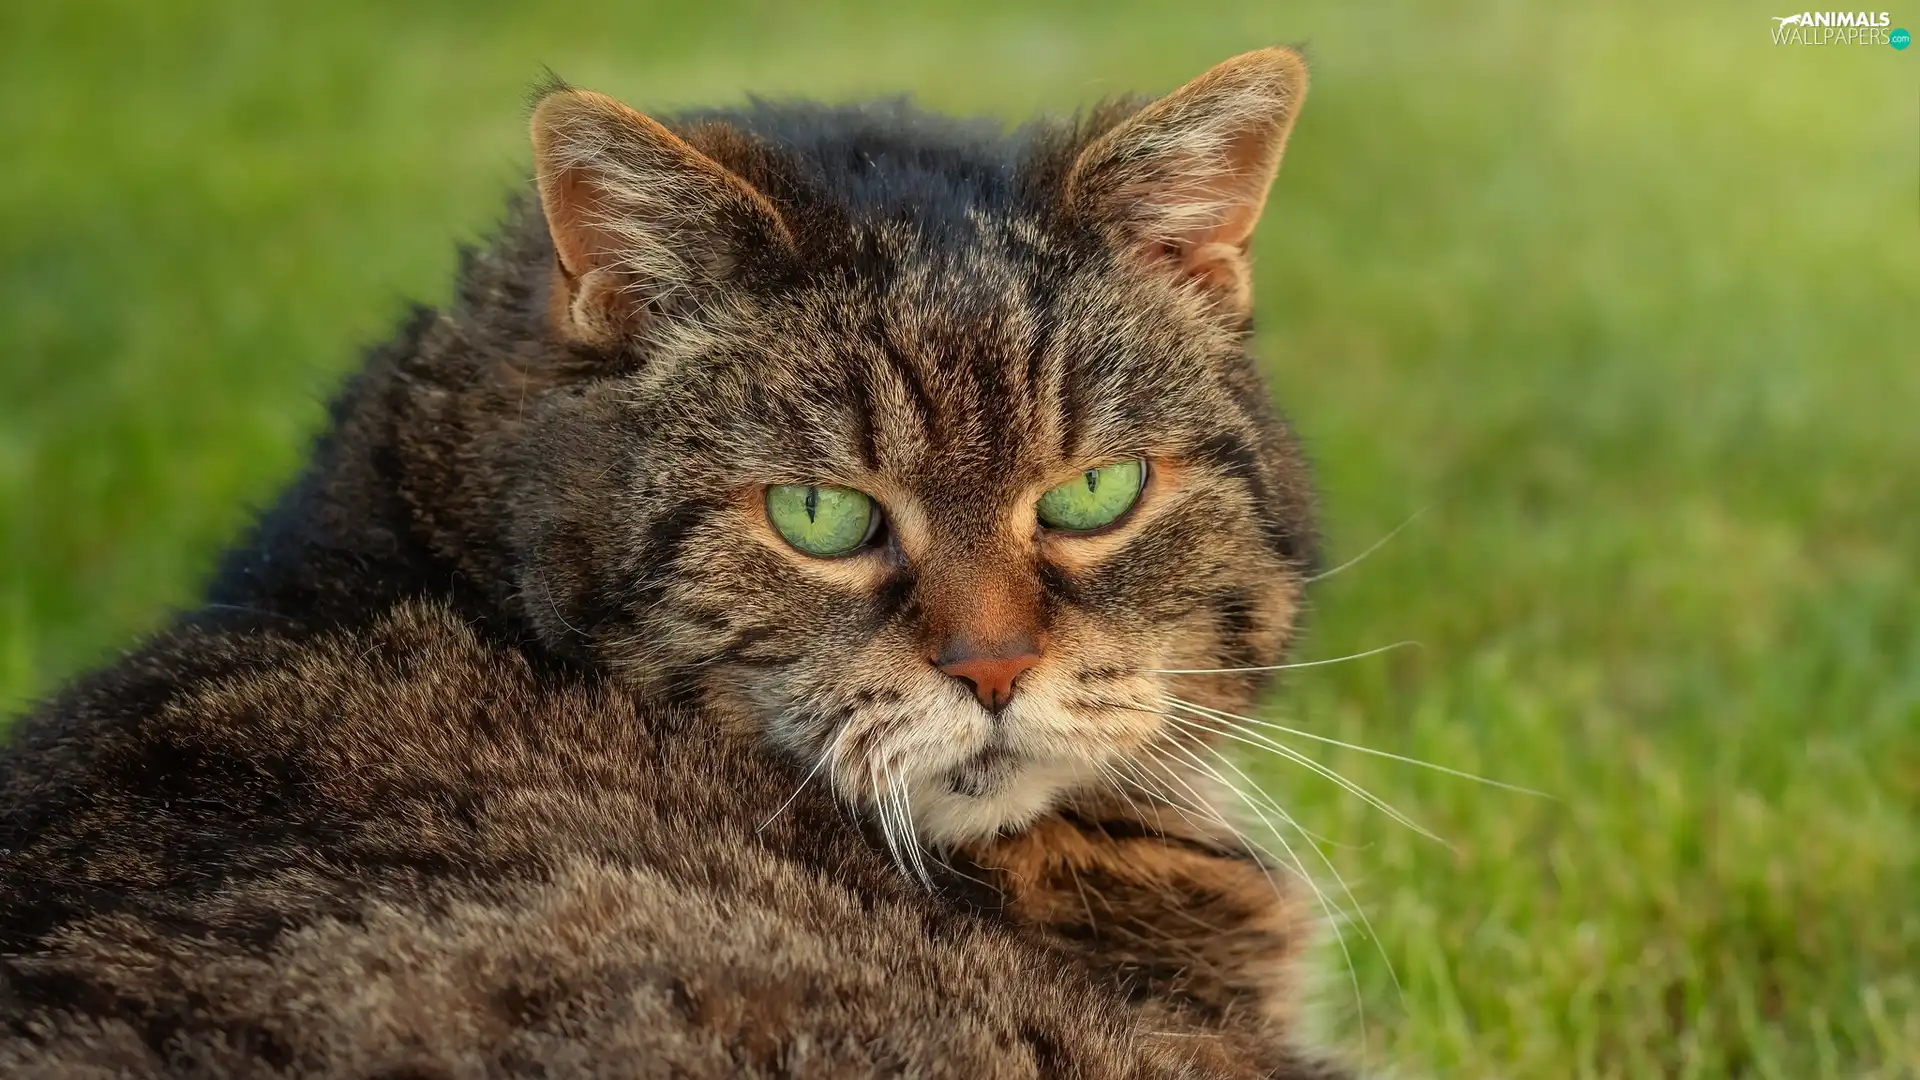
[{"left": 0, "top": 46, "right": 1348, "bottom": 1078}]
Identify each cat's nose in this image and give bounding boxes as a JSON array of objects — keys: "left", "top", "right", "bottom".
[{"left": 934, "top": 635, "right": 1043, "bottom": 713}]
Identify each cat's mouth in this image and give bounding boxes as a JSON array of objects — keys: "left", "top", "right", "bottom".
[{"left": 943, "top": 744, "right": 1022, "bottom": 798}]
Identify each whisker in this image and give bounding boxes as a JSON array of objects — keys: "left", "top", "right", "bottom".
[
  {"left": 1101, "top": 697, "right": 1448, "bottom": 848},
  {"left": 870, "top": 763, "right": 908, "bottom": 882},
  {"left": 758, "top": 729, "right": 841, "bottom": 833},
  {"left": 1156, "top": 704, "right": 1450, "bottom": 848},
  {"left": 1106, "top": 754, "right": 1223, "bottom": 847},
  {"left": 859, "top": 753, "right": 1004, "bottom": 895},
  {"left": 1304, "top": 505, "right": 1430, "bottom": 585},
  {"left": 1145, "top": 640, "right": 1421, "bottom": 677},
  {"left": 1134, "top": 742, "right": 1288, "bottom": 878},
  {"left": 925, "top": 848, "right": 996, "bottom": 892},
  {"left": 885, "top": 759, "right": 935, "bottom": 890},
  {"left": 1141, "top": 739, "right": 1323, "bottom": 899},
  {"left": 1106, "top": 735, "right": 1340, "bottom": 850},
  {"left": 1092, "top": 760, "right": 1161, "bottom": 834},
  {"left": 1132, "top": 743, "right": 1354, "bottom": 963},
  {"left": 1168, "top": 696, "right": 1553, "bottom": 798},
  {"left": 1147, "top": 735, "right": 1378, "bottom": 1051},
  {"left": 1121, "top": 749, "right": 1328, "bottom": 941},
  {"left": 1162, "top": 731, "right": 1404, "bottom": 999},
  {"left": 1103, "top": 718, "right": 1283, "bottom": 844}
]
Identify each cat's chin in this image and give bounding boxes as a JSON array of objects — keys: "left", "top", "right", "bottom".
[{"left": 909, "top": 754, "right": 1087, "bottom": 848}]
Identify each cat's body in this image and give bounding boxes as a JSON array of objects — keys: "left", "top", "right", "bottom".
[
  {"left": 0, "top": 600, "right": 1333, "bottom": 1079},
  {"left": 2, "top": 49, "right": 1354, "bottom": 1078}
]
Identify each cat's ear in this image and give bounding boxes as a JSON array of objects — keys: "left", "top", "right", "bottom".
[
  {"left": 530, "top": 87, "right": 794, "bottom": 348},
  {"left": 1066, "top": 47, "right": 1308, "bottom": 315}
]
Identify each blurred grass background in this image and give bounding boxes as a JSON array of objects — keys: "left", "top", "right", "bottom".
[{"left": 2, "top": 1, "right": 1915, "bottom": 1076}]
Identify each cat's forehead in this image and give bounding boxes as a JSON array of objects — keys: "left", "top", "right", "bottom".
[{"left": 701, "top": 226, "right": 1236, "bottom": 490}]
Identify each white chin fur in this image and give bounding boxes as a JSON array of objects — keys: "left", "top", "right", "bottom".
[{"left": 907, "top": 759, "right": 1085, "bottom": 847}]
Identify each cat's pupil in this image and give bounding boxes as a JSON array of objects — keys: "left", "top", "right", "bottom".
[
  {"left": 803, "top": 487, "right": 820, "bottom": 522},
  {"left": 1084, "top": 470, "right": 1099, "bottom": 493}
]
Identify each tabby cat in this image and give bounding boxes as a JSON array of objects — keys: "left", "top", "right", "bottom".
[{"left": 0, "top": 47, "right": 1351, "bottom": 1078}]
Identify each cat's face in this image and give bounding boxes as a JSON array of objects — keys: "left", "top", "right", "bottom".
[{"left": 513, "top": 49, "right": 1314, "bottom": 848}]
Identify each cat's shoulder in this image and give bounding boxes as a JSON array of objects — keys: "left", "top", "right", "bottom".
[
  {"left": 0, "top": 602, "right": 637, "bottom": 916},
  {"left": 4, "top": 599, "right": 560, "bottom": 802}
]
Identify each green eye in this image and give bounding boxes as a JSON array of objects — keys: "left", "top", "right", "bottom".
[
  {"left": 766, "top": 484, "right": 879, "bottom": 556},
  {"left": 1036, "top": 459, "right": 1146, "bottom": 532}
]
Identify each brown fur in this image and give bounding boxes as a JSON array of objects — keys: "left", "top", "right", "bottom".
[
  {"left": 2, "top": 603, "right": 1340, "bottom": 1077},
  {"left": 2, "top": 48, "right": 1357, "bottom": 1077}
]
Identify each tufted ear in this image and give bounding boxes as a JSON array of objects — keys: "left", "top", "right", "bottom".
[
  {"left": 1066, "top": 47, "right": 1308, "bottom": 315},
  {"left": 530, "top": 87, "right": 794, "bottom": 348}
]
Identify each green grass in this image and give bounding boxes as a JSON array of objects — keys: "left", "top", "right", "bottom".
[{"left": 3, "top": 1, "right": 1915, "bottom": 1075}]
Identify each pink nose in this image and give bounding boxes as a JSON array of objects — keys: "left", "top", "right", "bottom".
[{"left": 934, "top": 636, "right": 1042, "bottom": 713}]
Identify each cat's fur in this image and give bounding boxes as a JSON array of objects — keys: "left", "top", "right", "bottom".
[{"left": 1, "top": 48, "right": 1349, "bottom": 1078}]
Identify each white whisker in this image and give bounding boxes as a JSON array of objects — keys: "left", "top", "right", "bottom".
[
  {"left": 758, "top": 729, "right": 841, "bottom": 833},
  {"left": 1140, "top": 740, "right": 1318, "bottom": 898},
  {"left": 1103, "top": 697, "right": 1446, "bottom": 848},
  {"left": 1092, "top": 760, "right": 1160, "bottom": 833},
  {"left": 1304, "top": 505, "right": 1430, "bottom": 585},
  {"left": 1157, "top": 704, "right": 1449, "bottom": 848},
  {"left": 870, "top": 763, "right": 907, "bottom": 881},
  {"left": 1146, "top": 640, "right": 1421, "bottom": 677},
  {"left": 1133, "top": 743, "right": 1282, "bottom": 874},
  {"left": 885, "top": 759, "right": 934, "bottom": 890},
  {"left": 1147, "top": 735, "right": 1378, "bottom": 1050},
  {"left": 1117, "top": 728, "right": 1390, "bottom": 1066},
  {"left": 1106, "top": 754, "right": 1220, "bottom": 843},
  {"left": 1168, "top": 696, "right": 1552, "bottom": 798}
]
